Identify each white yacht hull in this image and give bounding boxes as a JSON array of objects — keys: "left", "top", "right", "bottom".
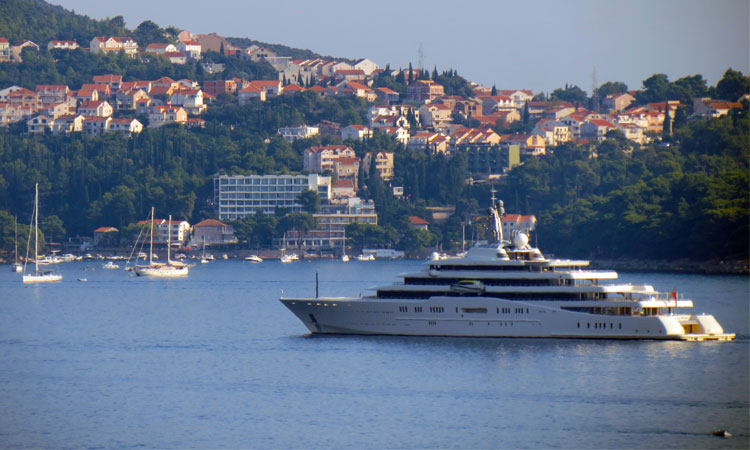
[{"left": 280, "top": 296, "right": 733, "bottom": 340}]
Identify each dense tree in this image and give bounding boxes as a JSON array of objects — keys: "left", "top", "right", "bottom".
[{"left": 550, "top": 85, "right": 588, "bottom": 105}]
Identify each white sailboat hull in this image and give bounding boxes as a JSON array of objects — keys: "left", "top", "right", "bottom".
[
  {"left": 280, "top": 296, "right": 733, "bottom": 341},
  {"left": 134, "top": 264, "right": 189, "bottom": 278},
  {"left": 23, "top": 273, "right": 63, "bottom": 283}
]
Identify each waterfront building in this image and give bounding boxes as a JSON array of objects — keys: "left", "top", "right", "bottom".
[{"left": 214, "top": 174, "right": 332, "bottom": 220}]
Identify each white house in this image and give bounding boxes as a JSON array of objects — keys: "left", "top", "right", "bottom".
[{"left": 341, "top": 124, "right": 373, "bottom": 141}]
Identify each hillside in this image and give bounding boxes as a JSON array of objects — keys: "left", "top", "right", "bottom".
[
  {"left": 0, "top": 0, "right": 337, "bottom": 63},
  {"left": 0, "top": 0, "right": 126, "bottom": 44}
]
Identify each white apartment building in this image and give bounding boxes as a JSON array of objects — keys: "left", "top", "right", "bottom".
[{"left": 215, "top": 174, "right": 332, "bottom": 220}]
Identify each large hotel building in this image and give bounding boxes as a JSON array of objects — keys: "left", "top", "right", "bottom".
[{"left": 214, "top": 174, "right": 331, "bottom": 221}]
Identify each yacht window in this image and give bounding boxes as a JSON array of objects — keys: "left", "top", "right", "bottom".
[{"left": 462, "top": 308, "right": 487, "bottom": 314}]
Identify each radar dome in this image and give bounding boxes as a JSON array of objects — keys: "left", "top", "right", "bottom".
[{"left": 512, "top": 233, "right": 529, "bottom": 248}]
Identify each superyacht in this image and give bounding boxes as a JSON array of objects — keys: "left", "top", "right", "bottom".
[{"left": 280, "top": 195, "right": 734, "bottom": 341}]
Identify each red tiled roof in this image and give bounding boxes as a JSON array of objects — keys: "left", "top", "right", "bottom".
[
  {"left": 409, "top": 216, "right": 429, "bottom": 225},
  {"left": 195, "top": 219, "right": 226, "bottom": 227}
]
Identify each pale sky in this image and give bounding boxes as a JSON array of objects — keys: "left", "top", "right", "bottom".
[{"left": 53, "top": 0, "right": 749, "bottom": 95}]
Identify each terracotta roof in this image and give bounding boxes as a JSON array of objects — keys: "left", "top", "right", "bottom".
[
  {"left": 409, "top": 216, "right": 429, "bottom": 225},
  {"left": 94, "top": 226, "right": 118, "bottom": 233},
  {"left": 195, "top": 219, "right": 227, "bottom": 227}
]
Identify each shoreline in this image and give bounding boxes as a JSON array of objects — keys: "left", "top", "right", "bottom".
[{"left": 589, "top": 258, "right": 749, "bottom": 275}]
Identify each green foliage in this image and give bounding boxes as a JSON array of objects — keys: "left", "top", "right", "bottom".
[
  {"left": 550, "top": 84, "right": 588, "bottom": 105},
  {"left": 497, "top": 111, "right": 749, "bottom": 260},
  {"left": 595, "top": 81, "right": 628, "bottom": 98},
  {"left": 635, "top": 73, "right": 709, "bottom": 111},
  {"left": 0, "top": 0, "right": 126, "bottom": 44},
  {"left": 297, "top": 189, "right": 320, "bottom": 213},
  {"left": 711, "top": 68, "right": 750, "bottom": 101}
]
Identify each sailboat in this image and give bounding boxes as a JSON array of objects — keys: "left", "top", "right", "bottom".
[
  {"left": 22, "top": 184, "right": 62, "bottom": 283},
  {"left": 200, "top": 235, "right": 210, "bottom": 264},
  {"left": 280, "top": 232, "right": 298, "bottom": 263},
  {"left": 11, "top": 216, "right": 22, "bottom": 272},
  {"left": 341, "top": 228, "right": 349, "bottom": 262},
  {"left": 133, "top": 209, "right": 189, "bottom": 278}
]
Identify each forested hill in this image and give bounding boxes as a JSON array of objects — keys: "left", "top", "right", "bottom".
[
  {"left": 0, "top": 0, "right": 331, "bottom": 63},
  {"left": 0, "top": 0, "right": 126, "bottom": 44}
]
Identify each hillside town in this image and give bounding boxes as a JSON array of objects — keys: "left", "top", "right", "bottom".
[{"left": 0, "top": 29, "right": 746, "bottom": 258}]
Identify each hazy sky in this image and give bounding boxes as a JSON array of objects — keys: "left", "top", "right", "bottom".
[{"left": 52, "top": 0, "right": 748, "bottom": 95}]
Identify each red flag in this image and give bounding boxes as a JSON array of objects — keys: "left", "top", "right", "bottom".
[{"left": 672, "top": 289, "right": 677, "bottom": 307}]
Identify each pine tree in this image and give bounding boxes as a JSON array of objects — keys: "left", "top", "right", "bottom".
[
  {"left": 491, "top": 84, "right": 497, "bottom": 96},
  {"left": 219, "top": 42, "right": 225, "bottom": 55},
  {"left": 408, "top": 62, "right": 413, "bottom": 83},
  {"left": 431, "top": 65, "right": 438, "bottom": 80}
]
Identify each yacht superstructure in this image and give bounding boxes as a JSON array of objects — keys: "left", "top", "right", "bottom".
[{"left": 280, "top": 195, "right": 734, "bottom": 341}]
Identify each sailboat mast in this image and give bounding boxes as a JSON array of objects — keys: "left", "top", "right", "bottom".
[
  {"left": 149, "top": 207, "right": 154, "bottom": 265},
  {"left": 34, "top": 183, "right": 39, "bottom": 274},
  {"left": 167, "top": 215, "right": 172, "bottom": 263}
]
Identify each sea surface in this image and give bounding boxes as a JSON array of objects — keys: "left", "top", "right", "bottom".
[{"left": 0, "top": 259, "right": 748, "bottom": 449}]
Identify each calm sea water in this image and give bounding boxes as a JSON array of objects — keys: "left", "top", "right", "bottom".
[{"left": 0, "top": 259, "right": 747, "bottom": 449}]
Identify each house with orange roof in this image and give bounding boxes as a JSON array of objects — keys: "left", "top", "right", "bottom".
[
  {"left": 501, "top": 214, "right": 536, "bottom": 237},
  {"left": 353, "top": 58, "right": 379, "bottom": 76},
  {"left": 116, "top": 88, "right": 149, "bottom": 110},
  {"left": 93, "top": 227, "right": 119, "bottom": 246},
  {"left": 177, "top": 39, "right": 201, "bottom": 60},
  {"left": 602, "top": 92, "right": 635, "bottom": 112},
  {"left": 331, "top": 179, "right": 356, "bottom": 199},
  {"left": 81, "top": 83, "right": 111, "bottom": 99},
  {"left": 237, "top": 80, "right": 283, "bottom": 104},
  {"left": 203, "top": 79, "right": 236, "bottom": 97},
  {"left": 375, "top": 87, "right": 400, "bottom": 104},
  {"left": 145, "top": 43, "right": 178, "bottom": 55},
  {"left": 481, "top": 95, "right": 515, "bottom": 115},
  {"left": 409, "top": 216, "right": 429, "bottom": 231},
  {"left": 418, "top": 103, "right": 453, "bottom": 129},
  {"left": 407, "top": 80, "right": 445, "bottom": 103},
  {"left": 36, "top": 85, "right": 70, "bottom": 104},
  {"left": 692, "top": 97, "right": 743, "bottom": 118},
  {"left": 498, "top": 89, "right": 534, "bottom": 106},
  {"left": 190, "top": 219, "right": 237, "bottom": 246},
  {"left": 78, "top": 100, "right": 113, "bottom": 117},
  {"left": 170, "top": 88, "right": 205, "bottom": 114},
  {"left": 148, "top": 105, "right": 188, "bottom": 127},
  {"left": 93, "top": 74, "right": 123, "bottom": 91},
  {"left": 304, "top": 145, "right": 357, "bottom": 173},
  {"left": 120, "top": 80, "right": 152, "bottom": 93},
  {"left": 334, "top": 157, "right": 360, "bottom": 187},
  {"left": 334, "top": 69, "right": 365, "bottom": 83},
  {"left": 336, "top": 81, "right": 376, "bottom": 101},
  {"left": 580, "top": 118, "right": 618, "bottom": 141},
  {"left": 532, "top": 119, "right": 570, "bottom": 146},
  {"left": 282, "top": 84, "right": 306, "bottom": 95}
]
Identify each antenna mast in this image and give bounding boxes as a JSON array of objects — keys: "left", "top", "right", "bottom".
[{"left": 417, "top": 42, "right": 424, "bottom": 72}]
